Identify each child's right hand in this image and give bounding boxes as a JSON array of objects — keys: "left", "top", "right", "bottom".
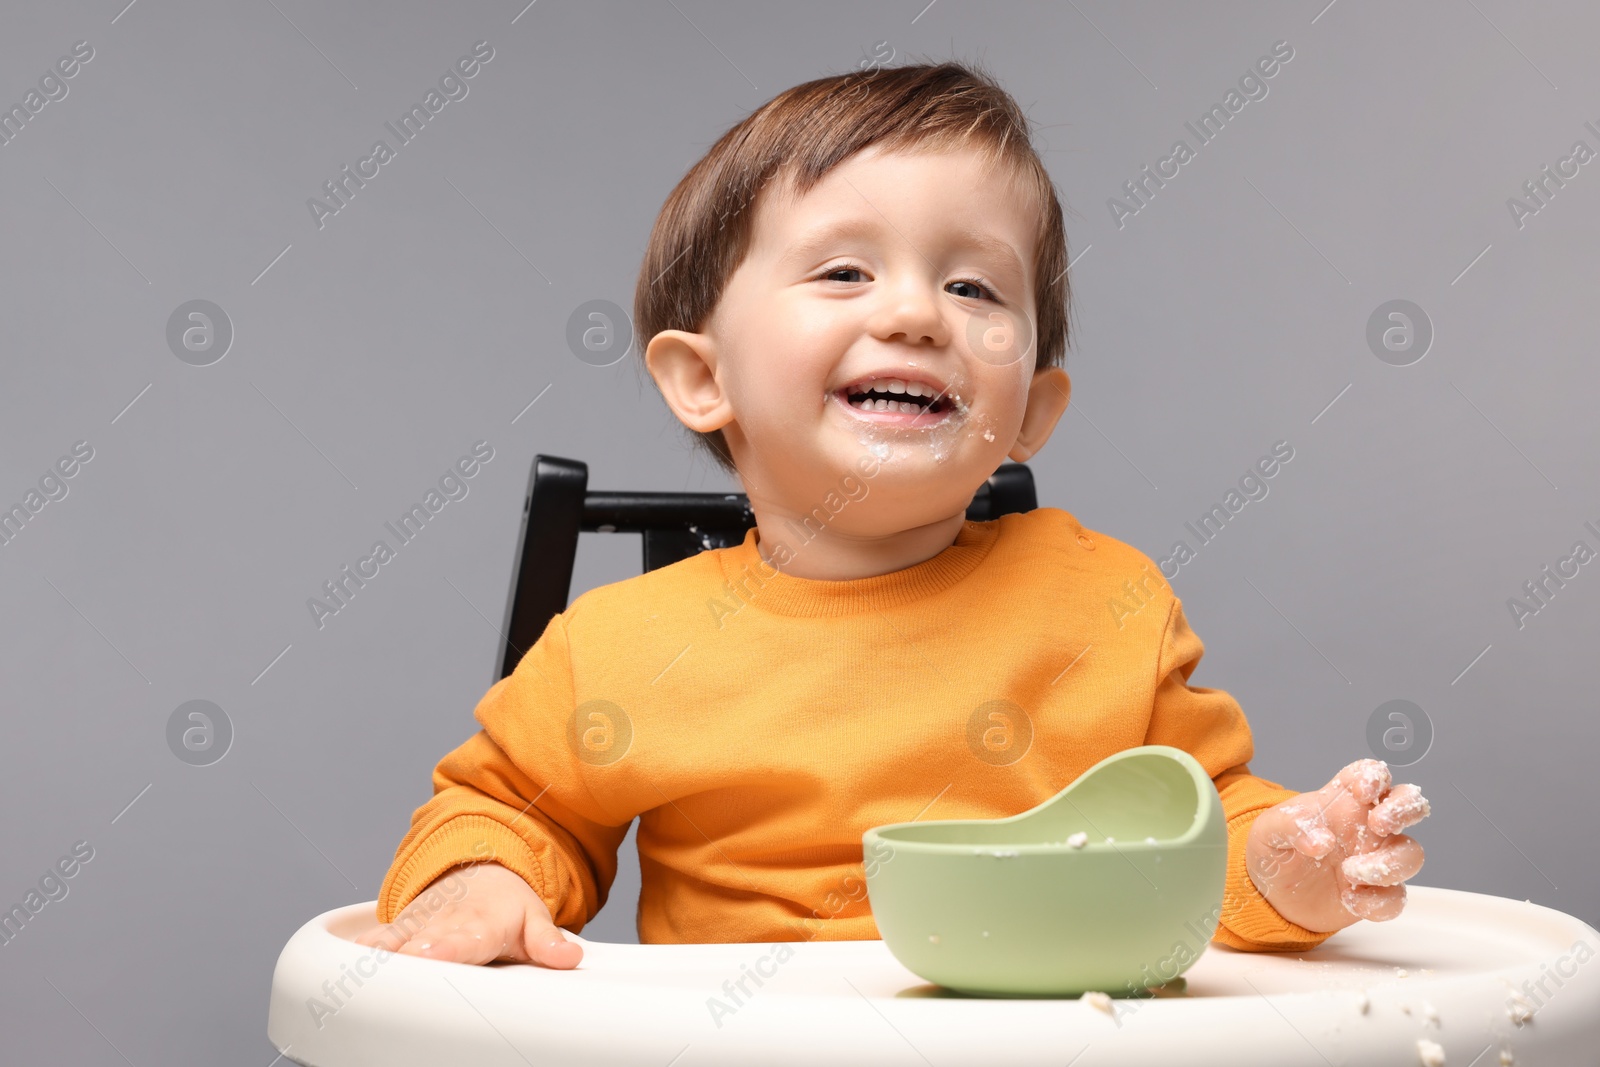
[{"left": 354, "top": 862, "right": 583, "bottom": 969}]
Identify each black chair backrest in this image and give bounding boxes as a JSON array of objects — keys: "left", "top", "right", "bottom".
[{"left": 498, "top": 455, "right": 1038, "bottom": 679}]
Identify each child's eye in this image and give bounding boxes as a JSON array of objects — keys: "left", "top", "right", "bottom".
[
  {"left": 821, "top": 266, "right": 866, "bottom": 284},
  {"left": 818, "top": 265, "right": 999, "bottom": 302},
  {"left": 948, "top": 277, "right": 999, "bottom": 301}
]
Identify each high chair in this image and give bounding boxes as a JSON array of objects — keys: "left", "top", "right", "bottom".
[
  {"left": 494, "top": 454, "right": 1041, "bottom": 681},
  {"left": 268, "top": 455, "right": 1600, "bottom": 1065}
]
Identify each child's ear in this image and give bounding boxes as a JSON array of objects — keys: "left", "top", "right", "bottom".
[
  {"left": 1008, "top": 366, "right": 1071, "bottom": 463},
  {"left": 644, "top": 329, "right": 735, "bottom": 433}
]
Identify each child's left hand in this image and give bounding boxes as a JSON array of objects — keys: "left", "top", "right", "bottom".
[{"left": 1245, "top": 758, "right": 1430, "bottom": 934}]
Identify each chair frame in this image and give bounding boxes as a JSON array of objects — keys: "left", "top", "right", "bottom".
[{"left": 498, "top": 454, "right": 1038, "bottom": 679}]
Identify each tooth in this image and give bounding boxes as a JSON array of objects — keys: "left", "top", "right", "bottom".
[
  {"left": 858, "top": 398, "right": 928, "bottom": 415},
  {"left": 887, "top": 380, "right": 906, "bottom": 394}
]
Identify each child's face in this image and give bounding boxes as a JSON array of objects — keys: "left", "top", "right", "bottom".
[{"left": 648, "top": 143, "right": 1071, "bottom": 545}]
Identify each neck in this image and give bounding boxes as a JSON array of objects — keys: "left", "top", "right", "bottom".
[{"left": 751, "top": 510, "right": 967, "bottom": 581}]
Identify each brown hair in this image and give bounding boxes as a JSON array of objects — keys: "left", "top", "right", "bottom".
[{"left": 632, "top": 57, "right": 1073, "bottom": 477}]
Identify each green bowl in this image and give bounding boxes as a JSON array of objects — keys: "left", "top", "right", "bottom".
[{"left": 862, "top": 745, "right": 1228, "bottom": 997}]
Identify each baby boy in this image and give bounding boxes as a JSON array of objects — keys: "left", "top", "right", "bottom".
[{"left": 359, "top": 59, "right": 1429, "bottom": 971}]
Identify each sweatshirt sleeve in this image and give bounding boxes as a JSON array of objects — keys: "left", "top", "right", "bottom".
[
  {"left": 1143, "top": 596, "right": 1336, "bottom": 953},
  {"left": 375, "top": 612, "right": 632, "bottom": 933}
]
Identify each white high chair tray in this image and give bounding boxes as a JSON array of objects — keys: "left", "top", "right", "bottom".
[{"left": 268, "top": 885, "right": 1599, "bottom": 1066}]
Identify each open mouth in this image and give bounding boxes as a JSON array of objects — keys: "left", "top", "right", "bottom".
[{"left": 836, "top": 380, "right": 953, "bottom": 423}]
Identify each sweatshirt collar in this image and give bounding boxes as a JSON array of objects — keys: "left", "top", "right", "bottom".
[{"left": 714, "top": 518, "right": 1001, "bottom": 618}]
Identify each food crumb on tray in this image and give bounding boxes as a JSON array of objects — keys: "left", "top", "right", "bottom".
[
  {"left": 1080, "top": 991, "right": 1115, "bottom": 1017},
  {"left": 1416, "top": 1037, "right": 1445, "bottom": 1065}
]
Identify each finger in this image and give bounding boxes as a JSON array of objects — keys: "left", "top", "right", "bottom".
[
  {"left": 1340, "top": 834, "right": 1424, "bottom": 887},
  {"left": 1271, "top": 797, "right": 1338, "bottom": 859},
  {"left": 352, "top": 924, "right": 392, "bottom": 950},
  {"left": 522, "top": 910, "right": 583, "bottom": 969},
  {"left": 395, "top": 917, "right": 503, "bottom": 965},
  {"left": 374, "top": 909, "right": 471, "bottom": 961},
  {"left": 1339, "top": 881, "right": 1406, "bottom": 921},
  {"left": 1369, "top": 782, "right": 1431, "bottom": 836},
  {"left": 1333, "top": 759, "right": 1392, "bottom": 808},
  {"left": 353, "top": 923, "right": 411, "bottom": 954}
]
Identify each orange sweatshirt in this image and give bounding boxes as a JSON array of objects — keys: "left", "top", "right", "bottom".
[{"left": 376, "top": 507, "right": 1335, "bottom": 953}]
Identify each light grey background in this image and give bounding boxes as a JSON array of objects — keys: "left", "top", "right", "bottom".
[{"left": 2, "top": 1, "right": 1596, "bottom": 1062}]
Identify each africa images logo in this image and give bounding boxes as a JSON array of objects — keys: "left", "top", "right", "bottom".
[
  {"left": 306, "top": 41, "right": 495, "bottom": 230},
  {"left": 306, "top": 441, "right": 494, "bottom": 629},
  {"left": 1107, "top": 40, "right": 1295, "bottom": 230}
]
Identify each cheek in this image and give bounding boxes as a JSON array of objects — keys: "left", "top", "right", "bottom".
[
  {"left": 726, "top": 305, "right": 846, "bottom": 416},
  {"left": 720, "top": 351, "right": 818, "bottom": 442},
  {"left": 784, "top": 301, "right": 857, "bottom": 368},
  {"left": 967, "top": 368, "right": 1032, "bottom": 444},
  {"left": 977, "top": 365, "right": 1031, "bottom": 417}
]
